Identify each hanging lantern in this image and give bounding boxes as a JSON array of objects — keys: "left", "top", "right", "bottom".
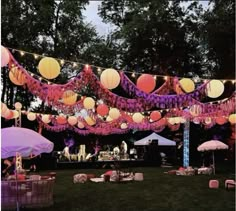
[
  {"left": 205, "top": 117, "right": 212, "bottom": 125},
  {"left": 159, "top": 118, "right": 167, "bottom": 126},
  {"left": 168, "top": 118, "right": 175, "bottom": 125},
  {"left": 193, "top": 117, "right": 200, "bottom": 124},
  {"left": 14, "top": 102, "right": 22, "bottom": 110},
  {"left": 38, "top": 57, "right": 60, "bottom": 79},
  {"left": 215, "top": 116, "right": 227, "bottom": 125},
  {"left": 96, "top": 104, "right": 109, "bottom": 116},
  {"left": 84, "top": 116, "right": 96, "bottom": 126},
  {"left": 106, "top": 116, "right": 113, "bottom": 122},
  {"left": 121, "top": 123, "right": 128, "bottom": 129},
  {"left": 1, "top": 46, "right": 10, "bottom": 67},
  {"left": 132, "top": 112, "right": 144, "bottom": 123},
  {"left": 13, "top": 110, "right": 19, "bottom": 118},
  {"left": 100, "top": 68, "right": 120, "bottom": 89},
  {"left": 56, "top": 115, "right": 67, "bottom": 124},
  {"left": 179, "top": 78, "right": 195, "bottom": 93},
  {"left": 4, "top": 109, "right": 14, "bottom": 119},
  {"left": 206, "top": 80, "right": 224, "bottom": 98},
  {"left": 77, "top": 121, "right": 85, "bottom": 129},
  {"left": 1, "top": 102, "right": 8, "bottom": 117},
  {"left": 27, "top": 112, "right": 36, "bottom": 121},
  {"left": 83, "top": 97, "right": 95, "bottom": 109},
  {"left": 42, "top": 114, "right": 51, "bottom": 124},
  {"left": 137, "top": 74, "right": 156, "bottom": 93},
  {"left": 229, "top": 114, "right": 236, "bottom": 124},
  {"left": 150, "top": 111, "right": 161, "bottom": 121},
  {"left": 9, "top": 67, "right": 26, "bottom": 86},
  {"left": 190, "top": 104, "right": 202, "bottom": 116},
  {"left": 109, "top": 108, "right": 120, "bottom": 120},
  {"left": 62, "top": 90, "right": 77, "bottom": 105},
  {"left": 68, "top": 116, "right": 78, "bottom": 126}
]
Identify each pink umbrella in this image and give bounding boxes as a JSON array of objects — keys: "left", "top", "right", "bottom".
[{"left": 197, "top": 140, "right": 228, "bottom": 174}]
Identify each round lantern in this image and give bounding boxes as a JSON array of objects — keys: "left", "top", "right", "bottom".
[
  {"left": 14, "top": 102, "right": 22, "bottom": 110},
  {"left": 205, "top": 117, "right": 212, "bottom": 125},
  {"left": 62, "top": 90, "right": 77, "bottom": 105},
  {"left": 132, "top": 112, "right": 144, "bottom": 123},
  {"left": 159, "top": 118, "right": 167, "bottom": 126},
  {"left": 179, "top": 78, "right": 195, "bottom": 93},
  {"left": 13, "top": 110, "right": 19, "bottom": 118},
  {"left": 68, "top": 116, "right": 78, "bottom": 126},
  {"left": 77, "top": 121, "right": 85, "bottom": 129},
  {"left": 215, "top": 116, "right": 227, "bottom": 125},
  {"left": 121, "top": 123, "right": 128, "bottom": 129},
  {"left": 9, "top": 67, "right": 26, "bottom": 86},
  {"left": 4, "top": 109, "right": 14, "bottom": 119},
  {"left": 168, "top": 118, "right": 175, "bottom": 125},
  {"left": 56, "top": 115, "right": 67, "bottom": 124},
  {"left": 136, "top": 74, "right": 156, "bottom": 93},
  {"left": 229, "top": 114, "right": 236, "bottom": 124},
  {"left": 190, "top": 104, "right": 202, "bottom": 116},
  {"left": 206, "top": 80, "right": 224, "bottom": 98},
  {"left": 109, "top": 108, "right": 120, "bottom": 120},
  {"left": 84, "top": 116, "right": 96, "bottom": 126},
  {"left": 1, "top": 46, "right": 10, "bottom": 67},
  {"left": 106, "top": 116, "right": 113, "bottom": 122},
  {"left": 100, "top": 68, "right": 120, "bottom": 89},
  {"left": 83, "top": 97, "right": 95, "bottom": 109},
  {"left": 27, "top": 112, "right": 36, "bottom": 121},
  {"left": 96, "top": 104, "right": 109, "bottom": 116},
  {"left": 150, "top": 111, "right": 161, "bottom": 121},
  {"left": 193, "top": 117, "right": 200, "bottom": 124},
  {"left": 42, "top": 114, "right": 51, "bottom": 124},
  {"left": 1, "top": 102, "right": 8, "bottom": 117},
  {"left": 38, "top": 57, "right": 60, "bottom": 79}
]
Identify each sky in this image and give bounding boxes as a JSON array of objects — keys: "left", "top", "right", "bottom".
[{"left": 83, "top": 1, "right": 211, "bottom": 36}]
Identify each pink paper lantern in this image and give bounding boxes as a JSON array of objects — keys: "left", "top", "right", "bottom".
[
  {"left": 96, "top": 104, "right": 109, "bottom": 116},
  {"left": 150, "top": 111, "right": 161, "bottom": 121},
  {"left": 4, "top": 109, "right": 14, "bottom": 119},
  {"left": 215, "top": 117, "right": 227, "bottom": 125},
  {"left": 68, "top": 116, "right": 78, "bottom": 126},
  {"left": 1, "top": 46, "right": 10, "bottom": 67},
  {"left": 27, "top": 112, "right": 36, "bottom": 121},
  {"left": 56, "top": 115, "right": 67, "bottom": 124},
  {"left": 137, "top": 74, "right": 156, "bottom": 93}
]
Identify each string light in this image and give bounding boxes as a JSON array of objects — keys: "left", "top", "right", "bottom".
[
  {"left": 34, "top": 54, "right": 39, "bottom": 59},
  {"left": 131, "top": 72, "right": 135, "bottom": 78},
  {"left": 20, "top": 51, "right": 25, "bottom": 56}
]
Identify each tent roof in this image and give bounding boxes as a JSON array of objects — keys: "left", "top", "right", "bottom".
[{"left": 134, "top": 132, "right": 176, "bottom": 146}]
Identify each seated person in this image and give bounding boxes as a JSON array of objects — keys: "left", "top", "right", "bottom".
[{"left": 2, "top": 158, "right": 15, "bottom": 178}]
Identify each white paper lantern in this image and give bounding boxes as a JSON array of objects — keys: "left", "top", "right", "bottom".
[
  {"left": 168, "top": 118, "right": 175, "bottom": 125},
  {"left": 83, "top": 97, "right": 95, "bottom": 109},
  {"left": 106, "top": 116, "right": 113, "bottom": 122},
  {"left": 121, "top": 123, "right": 128, "bottom": 129},
  {"left": 27, "top": 112, "right": 36, "bottom": 121},
  {"left": 206, "top": 80, "right": 224, "bottom": 98},
  {"left": 42, "top": 114, "right": 51, "bottom": 123},
  {"left": 68, "top": 116, "right": 78, "bottom": 126},
  {"left": 180, "top": 117, "right": 187, "bottom": 123},
  {"left": 1, "top": 46, "right": 10, "bottom": 67},
  {"left": 14, "top": 102, "right": 22, "bottom": 110},
  {"left": 228, "top": 114, "right": 236, "bottom": 124},
  {"left": 12, "top": 110, "right": 19, "bottom": 118},
  {"left": 100, "top": 68, "right": 120, "bottom": 89},
  {"left": 77, "top": 121, "right": 85, "bottom": 129},
  {"left": 132, "top": 113, "right": 144, "bottom": 123},
  {"left": 109, "top": 108, "right": 120, "bottom": 120}
]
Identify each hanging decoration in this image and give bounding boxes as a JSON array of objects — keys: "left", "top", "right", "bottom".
[
  {"left": 150, "top": 111, "right": 162, "bottom": 122},
  {"left": 27, "top": 112, "right": 36, "bottom": 121},
  {"left": 228, "top": 114, "right": 236, "bottom": 124},
  {"left": 1, "top": 46, "right": 10, "bottom": 67},
  {"left": 206, "top": 80, "right": 224, "bottom": 98},
  {"left": 62, "top": 90, "right": 77, "bottom": 105},
  {"left": 38, "top": 57, "right": 61, "bottom": 79},
  {"left": 9, "top": 67, "right": 26, "bottom": 86},
  {"left": 136, "top": 74, "right": 156, "bottom": 93},
  {"left": 96, "top": 104, "right": 109, "bottom": 116},
  {"left": 179, "top": 78, "right": 195, "bottom": 93},
  {"left": 83, "top": 97, "right": 95, "bottom": 109},
  {"left": 100, "top": 68, "right": 120, "bottom": 89}
]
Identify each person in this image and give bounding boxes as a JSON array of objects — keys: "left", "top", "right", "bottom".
[{"left": 2, "top": 158, "right": 15, "bottom": 178}]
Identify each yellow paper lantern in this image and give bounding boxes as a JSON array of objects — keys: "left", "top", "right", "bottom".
[
  {"left": 77, "top": 121, "right": 85, "bottom": 129},
  {"left": 100, "top": 68, "right": 120, "bottom": 89},
  {"left": 68, "top": 116, "right": 78, "bottom": 126},
  {"left": 27, "top": 112, "right": 36, "bottom": 121},
  {"left": 206, "top": 80, "right": 224, "bottom": 98},
  {"left": 168, "top": 118, "right": 175, "bottom": 125},
  {"left": 190, "top": 104, "right": 202, "bottom": 116},
  {"left": 62, "top": 90, "right": 77, "bottom": 105},
  {"left": 14, "top": 102, "right": 22, "bottom": 110},
  {"left": 9, "top": 67, "right": 26, "bottom": 86},
  {"left": 109, "top": 108, "right": 120, "bottom": 120},
  {"left": 38, "top": 57, "right": 60, "bottom": 79},
  {"left": 106, "top": 116, "right": 113, "bottom": 122},
  {"left": 42, "top": 114, "right": 51, "bottom": 123},
  {"left": 179, "top": 78, "right": 195, "bottom": 93},
  {"left": 84, "top": 116, "right": 96, "bottom": 126},
  {"left": 1, "top": 46, "right": 10, "bottom": 67},
  {"left": 229, "top": 114, "right": 236, "bottom": 124},
  {"left": 132, "top": 113, "right": 144, "bottom": 123},
  {"left": 12, "top": 110, "right": 19, "bottom": 118},
  {"left": 83, "top": 97, "right": 95, "bottom": 109}
]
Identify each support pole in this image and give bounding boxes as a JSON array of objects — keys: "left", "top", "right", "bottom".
[{"left": 183, "top": 120, "right": 190, "bottom": 167}]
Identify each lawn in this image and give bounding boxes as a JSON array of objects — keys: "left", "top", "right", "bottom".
[{"left": 16, "top": 165, "right": 236, "bottom": 211}]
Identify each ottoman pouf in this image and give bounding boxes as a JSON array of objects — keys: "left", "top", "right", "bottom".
[
  {"left": 209, "top": 180, "right": 219, "bottom": 188},
  {"left": 134, "top": 173, "right": 144, "bottom": 181},
  {"left": 73, "top": 174, "right": 87, "bottom": 183},
  {"left": 225, "top": 180, "right": 235, "bottom": 189}
]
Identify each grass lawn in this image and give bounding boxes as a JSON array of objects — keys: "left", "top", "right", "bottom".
[{"left": 18, "top": 165, "right": 235, "bottom": 211}]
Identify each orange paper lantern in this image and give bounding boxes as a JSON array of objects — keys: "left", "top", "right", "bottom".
[
  {"left": 179, "top": 78, "right": 195, "bottom": 93},
  {"left": 137, "top": 74, "right": 156, "bottom": 93},
  {"left": 56, "top": 115, "right": 67, "bottom": 124},
  {"left": 215, "top": 117, "right": 227, "bottom": 125},
  {"left": 62, "top": 90, "right": 77, "bottom": 105},
  {"left": 96, "top": 104, "right": 109, "bottom": 116},
  {"left": 9, "top": 67, "right": 26, "bottom": 86},
  {"left": 150, "top": 111, "right": 161, "bottom": 121}
]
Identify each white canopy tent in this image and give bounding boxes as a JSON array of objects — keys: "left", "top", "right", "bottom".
[{"left": 134, "top": 132, "right": 176, "bottom": 146}]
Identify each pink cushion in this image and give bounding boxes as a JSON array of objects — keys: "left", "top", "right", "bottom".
[
  {"left": 209, "top": 180, "right": 219, "bottom": 188},
  {"left": 225, "top": 180, "right": 235, "bottom": 188}
]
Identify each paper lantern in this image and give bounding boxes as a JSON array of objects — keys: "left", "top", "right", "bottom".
[
  {"left": 206, "top": 80, "right": 224, "bottom": 98},
  {"left": 27, "top": 112, "right": 36, "bottom": 121},
  {"left": 168, "top": 118, "right": 175, "bottom": 125},
  {"left": 56, "top": 115, "right": 67, "bottom": 124},
  {"left": 77, "top": 121, "right": 85, "bottom": 129},
  {"left": 150, "top": 111, "right": 161, "bottom": 121},
  {"left": 1, "top": 46, "right": 10, "bottom": 67},
  {"left": 229, "top": 114, "right": 236, "bottom": 124},
  {"left": 83, "top": 97, "right": 95, "bottom": 109},
  {"left": 62, "top": 90, "right": 77, "bottom": 105},
  {"left": 137, "top": 74, "right": 156, "bottom": 93},
  {"left": 1, "top": 102, "right": 8, "bottom": 116},
  {"left": 84, "top": 116, "right": 96, "bottom": 126},
  {"left": 96, "top": 104, "right": 109, "bottom": 116},
  {"left": 109, "top": 108, "right": 120, "bottom": 120},
  {"left": 193, "top": 117, "right": 200, "bottom": 124},
  {"left": 205, "top": 117, "right": 212, "bottom": 125},
  {"left": 106, "top": 116, "right": 113, "bottom": 122},
  {"left": 159, "top": 118, "right": 167, "bottom": 126},
  {"left": 215, "top": 117, "right": 227, "bottom": 125},
  {"left": 9, "top": 67, "right": 26, "bottom": 86},
  {"left": 14, "top": 102, "right": 22, "bottom": 110},
  {"left": 38, "top": 57, "right": 60, "bottom": 79},
  {"left": 100, "top": 68, "right": 120, "bottom": 89},
  {"left": 132, "top": 113, "right": 144, "bottom": 123},
  {"left": 13, "top": 110, "right": 19, "bottom": 118},
  {"left": 190, "top": 105, "right": 202, "bottom": 116},
  {"left": 4, "top": 109, "right": 14, "bottom": 119},
  {"left": 179, "top": 78, "right": 195, "bottom": 93},
  {"left": 121, "top": 123, "right": 128, "bottom": 129},
  {"left": 68, "top": 116, "right": 78, "bottom": 126},
  {"left": 42, "top": 114, "right": 51, "bottom": 124}
]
